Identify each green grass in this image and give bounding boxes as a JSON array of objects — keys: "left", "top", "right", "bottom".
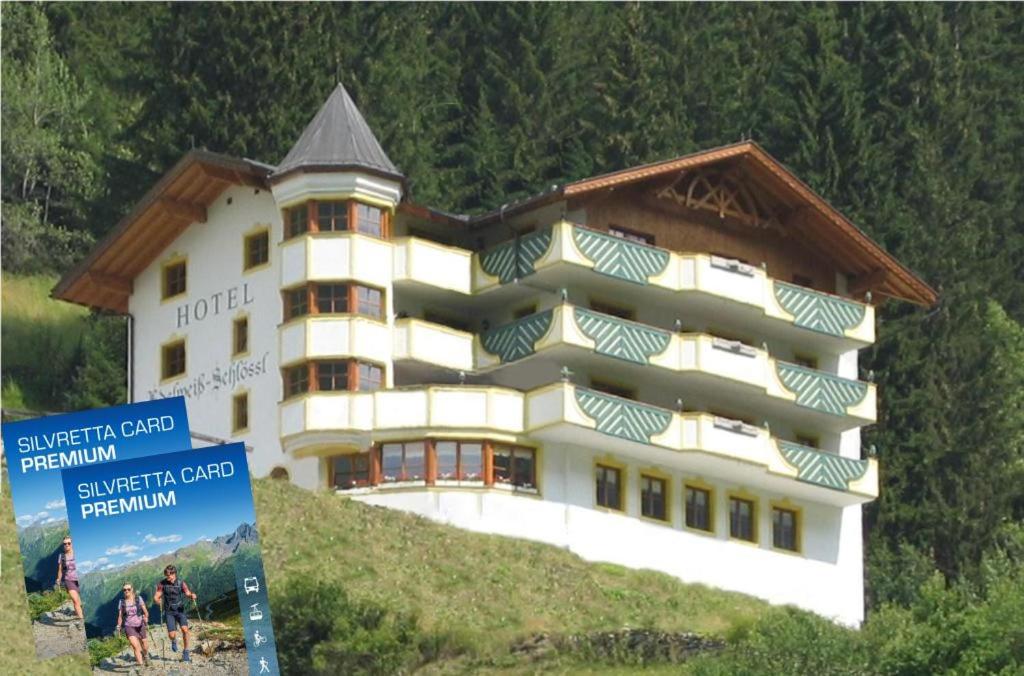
[
  {"left": 86, "top": 635, "right": 129, "bottom": 667},
  {"left": 26, "top": 588, "right": 70, "bottom": 621},
  {"left": 1, "top": 273, "right": 90, "bottom": 411},
  {"left": 255, "top": 478, "right": 771, "bottom": 663}
]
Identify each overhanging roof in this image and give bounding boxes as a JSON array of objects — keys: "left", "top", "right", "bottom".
[{"left": 52, "top": 151, "right": 271, "bottom": 312}]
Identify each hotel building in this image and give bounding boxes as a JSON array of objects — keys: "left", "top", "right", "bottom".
[{"left": 54, "top": 84, "right": 936, "bottom": 625}]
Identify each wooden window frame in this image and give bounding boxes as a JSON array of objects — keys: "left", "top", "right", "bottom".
[
  {"left": 728, "top": 493, "right": 759, "bottom": 544},
  {"left": 330, "top": 452, "right": 372, "bottom": 490},
  {"left": 492, "top": 444, "right": 537, "bottom": 490},
  {"left": 160, "top": 338, "right": 186, "bottom": 382},
  {"left": 243, "top": 228, "right": 270, "bottom": 272},
  {"left": 595, "top": 462, "right": 624, "bottom": 511},
  {"left": 282, "top": 359, "right": 385, "bottom": 399},
  {"left": 284, "top": 203, "right": 311, "bottom": 239},
  {"left": 232, "top": 315, "right": 249, "bottom": 358},
  {"left": 640, "top": 473, "right": 669, "bottom": 523},
  {"left": 379, "top": 441, "right": 428, "bottom": 483},
  {"left": 232, "top": 391, "right": 249, "bottom": 434},
  {"left": 161, "top": 258, "right": 187, "bottom": 301},
  {"left": 284, "top": 200, "right": 391, "bottom": 241},
  {"left": 684, "top": 481, "right": 715, "bottom": 534},
  {"left": 434, "top": 440, "right": 485, "bottom": 482},
  {"left": 283, "top": 283, "right": 385, "bottom": 322},
  {"left": 771, "top": 502, "right": 802, "bottom": 554}
]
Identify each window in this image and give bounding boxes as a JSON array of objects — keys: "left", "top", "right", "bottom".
[
  {"left": 317, "top": 201, "right": 349, "bottom": 231},
  {"left": 685, "top": 485, "right": 713, "bottom": 532},
  {"left": 729, "top": 496, "right": 757, "bottom": 542},
  {"left": 316, "top": 284, "right": 349, "bottom": 314},
  {"left": 356, "top": 203, "right": 382, "bottom": 237},
  {"left": 332, "top": 453, "right": 370, "bottom": 489},
  {"left": 356, "top": 362, "right": 382, "bottom": 391},
  {"left": 590, "top": 300, "right": 635, "bottom": 320},
  {"left": 161, "top": 340, "right": 186, "bottom": 380},
  {"left": 233, "top": 317, "right": 248, "bottom": 356},
  {"left": 162, "top": 260, "right": 186, "bottom": 299},
  {"left": 595, "top": 464, "right": 623, "bottom": 510},
  {"left": 590, "top": 380, "right": 635, "bottom": 400},
  {"left": 793, "top": 354, "right": 818, "bottom": 369},
  {"left": 435, "top": 441, "right": 484, "bottom": 481},
  {"left": 244, "top": 230, "right": 269, "bottom": 270},
  {"left": 284, "top": 365, "right": 309, "bottom": 399},
  {"left": 513, "top": 305, "right": 536, "bottom": 320},
  {"left": 284, "top": 288, "right": 309, "bottom": 320},
  {"left": 772, "top": 506, "right": 799, "bottom": 552},
  {"left": 493, "top": 445, "right": 536, "bottom": 489},
  {"left": 609, "top": 225, "right": 655, "bottom": 246},
  {"left": 286, "top": 204, "right": 309, "bottom": 239},
  {"left": 317, "top": 361, "right": 348, "bottom": 391},
  {"left": 380, "top": 442, "right": 426, "bottom": 482},
  {"left": 356, "top": 286, "right": 383, "bottom": 318},
  {"left": 232, "top": 392, "right": 249, "bottom": 433},
  {"left": 640, "top": 475, "right": 667, "bottom": 521}
]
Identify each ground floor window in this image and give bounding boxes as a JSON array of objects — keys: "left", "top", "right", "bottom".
[
  {"left": 772, "top": 506, "right": 799, "bottom": 552},
  {"left": 380, "top": 441, "right": 426, "bottom": 483},
  {"left": 729, "top": 496, "right": 757, "bottom": 542},
  {"left": 493, "top": 444, "right": 536, "bottom": 489},
  {"left": 331, "top": 453, "right": 370, "bottom": 489},
  {"left": 685, "top": 485, "right": 713, "bottom": 532},
  {"left": 435, "top": 441, "right": 484, "bottom": 481},
  {"left": 595, "top": 464, "right": 623, "bottom": 510},
  {"left": 640, "top": 475, "right": 667, "bottom": 521}
]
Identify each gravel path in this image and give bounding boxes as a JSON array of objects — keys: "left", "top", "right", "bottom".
[
  {"left": 93, "top": 623, "right": 249, "bottom": 675},
  {"left": 33, "top": 601, "right": 87, "bottom": 660}
]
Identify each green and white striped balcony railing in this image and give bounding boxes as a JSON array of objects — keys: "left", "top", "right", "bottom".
[
  {"left": 573, "top": 386, "right": 674, "bottom": 445},
  {"left": 572, "top": 307, "right": 672, "bottom": 364},
  {"left": 773, "top": 281, "right": 867, "bottom": 338},
  {"left": 775, "top": 362, "right": 870, "bottom": 416},
  {"left": 571, "top": 226, "right": 671, "bottom": 284},
  {"left": 776, "top": 440, "right": 870, "bottom": 492},
  {"left": 479, "top": 309, "right": 554, "bottom": 363},
  {"left": 478, "top": 227, "right": 554, "bottom": 283}
]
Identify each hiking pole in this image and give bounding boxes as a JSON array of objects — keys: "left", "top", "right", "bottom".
[
  {"left": 191, "top": 597, "right": 206, "bottom": 638},
  {"left": 158, "top": 605, "right": 166, "bottom": 661}
]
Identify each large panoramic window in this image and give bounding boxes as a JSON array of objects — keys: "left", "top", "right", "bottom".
[
  {"left": 161, "top": 340, "right": 186, "bottom": 380},
  {"left": 729, "top": 496, "right": 757, "bottom": 542},
  {"left": 493, "top": 445, "right": 536, "bottom": 490},
  {"left": 380, "top": 441, "right": 426, "bottom": 483},
  {"left": 640, "top": 475, "right": 667, "bottom": 522},
  {"left": 595, "top": 464, "right": 623, "bottom": 510},
  {"left": 332, "top": 453, "right": 370, "bottom": 489},
  {"left": 772, "top": 506, "right": 799, "bottom": 552},
  {"left": 685, "top": 485, "right": 713, "bottom": 532},
  {"left": 162, "top": 260, "right": 187, "bottom": 300},
  {"left": 435, "top": 441, "right": 484, "bottom": 481}
]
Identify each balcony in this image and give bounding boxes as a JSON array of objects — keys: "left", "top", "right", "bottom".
[
  {"left": 280, "top": 232, "right": 393, "bottom": 289},
  {"left": 472, "top": 222, "right": 874, "bottom": 351},
  {"left": 279, "top": 316, "right": 392, "bottom": 367},
  {"left": 392, "top": 237, "right": 473, "bottom": 294},
  {"left": 278, "top": 383, "right": 877, "bottom": 505},
  {"left": 473, "top": 305, "right": 875, "bottom": 429}
]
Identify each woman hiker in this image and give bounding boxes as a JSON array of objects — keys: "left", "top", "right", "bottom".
[
  {"left": 116, "top": 582, "right": 151, "bottom": 667},
  {"left": 54, "top": 536, "right": 84, "bottom": 625},
  {"left": 154, "top": 564, "right": 197, "bottom": 663}
]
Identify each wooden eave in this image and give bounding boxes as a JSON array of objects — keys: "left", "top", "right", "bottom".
[{"left": 52, "top": 151, "right": 272, "bottom": 313}]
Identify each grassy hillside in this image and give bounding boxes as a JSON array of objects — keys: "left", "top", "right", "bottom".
[
  {"left": 254, "top": 479, "right": 770, "bottom": 664},
  {"left": 0, "top": 273, "right": 89, "bottom": 411}
]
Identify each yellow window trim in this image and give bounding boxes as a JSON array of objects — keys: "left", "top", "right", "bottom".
[
  {"left": 159, "top": 335, "right": 187, "bottom": 384},
  {"left": 726, "top": 489, "right": 760, "bottom": 545},
  {"left": 639, "top": 467, "right": 672, "bottom": 526},
  {"left": 770, "top": 499, "right": 804, "bottom": 556},
  {"left": 232, "top": 389, "right": 250, "bottom": 435},
  {"left": 160, "top": 255, "right": 188, "bottom": 303},
  {"left": 232, "top": 313, "right": 251, "bottom": 359},
  {"left": 683, "top": 477, "right": 716, "bottom": 536},
  {"left": 243, "top": 225, "right": 272, "bottom": 274},
  {"left": 593, "top": 456, "right": 627, "bottom": 513}
]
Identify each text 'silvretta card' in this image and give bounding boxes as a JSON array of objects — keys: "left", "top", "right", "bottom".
[{"left": 1, "top": 397, "right": 192, "bottom": 660}]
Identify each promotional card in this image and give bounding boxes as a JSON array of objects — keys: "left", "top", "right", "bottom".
[
  {"left": 0, "top": 397, "right": 192, "bottom": 659},
  {"left": 61, "top": 443, "right": 279, "bottom": 675}
]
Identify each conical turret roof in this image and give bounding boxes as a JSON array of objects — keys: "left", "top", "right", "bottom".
[{"left": 273, "top": 83, "right": 402, "bottom": 181}]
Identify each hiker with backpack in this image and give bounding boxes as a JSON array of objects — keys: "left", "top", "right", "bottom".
[
  {"left": 153, "top": 564, "right": 197, "bottom": 663},
  {"left": 54, "top": 536, "right": 84, "bottom": 624},
  {"left": 115, "top": 583, "right": 151, "bottom": 667}
]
